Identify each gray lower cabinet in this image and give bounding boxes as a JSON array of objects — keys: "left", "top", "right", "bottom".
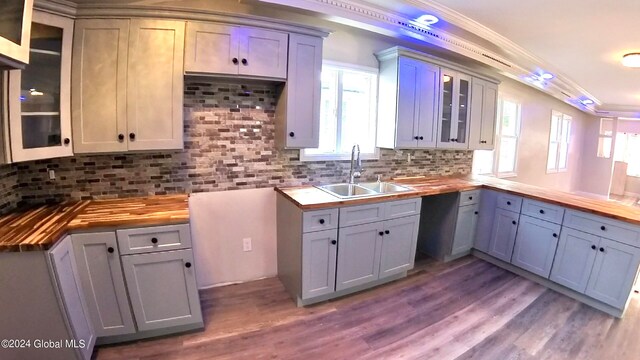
[
  {"left": 72, "top": 232, "right": 136, "bottom": 337},
  {"left": 379, "top": 215, "right": 420, "bottom": 278},
  {"left": 121, "top": 249, "right": 203, "bottom": 331},
  {"left": 336, "top": 222, "right": 384, "bottom": 291},
  {"left": 549, "top": 228, "right": 599, "bottom": 292},
  {"left": 50, "top": 236, "right": 96, "bottom": 360},
  {"left": 585, "top": 238, "right": 640, "bottom": 309},
  {"left": 301, "top": 229, "right": 338, "bottom": 299},
  {"left": 451, "top": 204, "right": 480, "bottom": 256},
  {"left": 510, "top": 215, "right": 561, "bottom": 278},
  {"left": 488, "top": 208, "right": 519, "bottom": 262}
]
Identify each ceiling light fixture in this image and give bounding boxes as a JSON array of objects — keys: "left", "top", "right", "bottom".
[
  {"left": 580, "top": 99, "right": 594, "bottom": 105},
  {"left": 622, "top": 53, "right": 640, "bottom": 68},
  {"left": 540, "top": 73, "right": 554, "bottom": 80},
  {"left": 416, "top": 14, "right": 439, "bottom": 26}
]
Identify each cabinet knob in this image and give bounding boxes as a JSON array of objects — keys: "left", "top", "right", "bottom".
[
  {"left": 385, "top": 230, "right": 390, "bottom": 235},
  {"left": 469, "top": 196, "right": 473, "bottom": 200},
  {"left": 552, "top": 233, "right": 558, "bottom": 238},
  {"left": 591, "top": 245, "right": 597, "bottom": 250},
  {"left": 599, "top": 247, "right": 605, "bottom": 253},
  {"left": 453, "top": 138, "right": 458, "bottom": 142},
  {"left": 507, "top": 201, "right": 512, "bottom": 205},
  {"left": 512, "top": 220, "right": 517, "bottom": 225},
  {"left": 232, "top": 57, "right": 238, "bottom": 65},
  {"left": 331, "top": 240, "right": 337, "bottom": 245},
  {"left": 129, "top": 133, "right": 136, "bottom": 140},
  {"left": 539, "top": 209, "right": 545, "bottom": 214},
  {"left": 118, "top": 134, "right": 125, "bottom": 141},
  {"left": 414, "top": 136, "right": 419, "bottom": 140},
  {"left": 107, "top": 247, "right": 114, "bottom": 253},
  {"left": 151, "top": 237, "right": 158, "bottom": 244},
  {"left": 319, "top": 219, "right": 325, "bottom": 224},
  {"left": 474, "top": 211, "right": 479, "bottom": 215},
  {"left": 379, "top": 231, "right": 384, "bottom": 236},
  {"left": 185, "top": 262, "right": 192, "bottom": 268},
  {"left": 63, "top": 138, "right": 70, "bottom": 145},
  {"left": 419, "top": 136, "right": 424, "bottom": 140},
  {"left": 600, "top": 225, "right": 606, "bottom": 231},
  {"left": 289, "top": 132, "right": 295, "bottom": 137},
  {"left": 241, "top": 58, "right": 248, "bottom": 65}
]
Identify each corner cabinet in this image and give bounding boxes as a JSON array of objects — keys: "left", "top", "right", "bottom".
[
  {"left": 468, "top": 78, "right": 498, "bottom": 150},
  {"left": 72, "top": 19, "right": 185, "bottom": 153}
]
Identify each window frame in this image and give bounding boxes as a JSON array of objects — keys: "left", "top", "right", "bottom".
[
  {"left": 596, "top": 118, "right": 614, "bottom": 159},
  {"left": 546, "top": 110, "right": 572, "bottom": 174},
  {"left": 300, "top": 61, "right": 379, "bottom": 162}
]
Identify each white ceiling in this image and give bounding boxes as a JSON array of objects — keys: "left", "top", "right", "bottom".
[{"left": 400, "top": 0, "right": 640, "bottom": 110}]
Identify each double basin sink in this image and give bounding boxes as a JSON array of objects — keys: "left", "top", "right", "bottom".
[{"left": 316, "top": 182, "right": 411, "bottom": 199}]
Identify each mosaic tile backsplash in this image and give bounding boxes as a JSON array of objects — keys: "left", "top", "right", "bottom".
[{"left": 0, "top": 80, "right": 473, "bottom": 208}]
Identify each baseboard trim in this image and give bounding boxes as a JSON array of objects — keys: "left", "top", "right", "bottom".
[
  {"left": 96, "top": 322, "right": 205, "bottom": 346},
  {"left": 298, "top": 272, "right": 406, "bottom": 306}
]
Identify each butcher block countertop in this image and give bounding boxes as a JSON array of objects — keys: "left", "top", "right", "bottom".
[
  {"left": 0, "top": 195, "right": 189, "bottom": 252},
  {"left": 275, "top": 175, "right": 640, "bottom": 225}
]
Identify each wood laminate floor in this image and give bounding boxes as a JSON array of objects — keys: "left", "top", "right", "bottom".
[{"left": 95, "top": 256, "right": 640, "bottom": 360}]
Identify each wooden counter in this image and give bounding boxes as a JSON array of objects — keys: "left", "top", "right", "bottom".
[
  {"left": 275, "top": 175, "right": 640, "bottom": 225},
  {"left": 0, "top": 195, "right": 189, "bottom": 252}
]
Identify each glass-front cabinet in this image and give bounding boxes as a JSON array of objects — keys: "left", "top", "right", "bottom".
[
  {"left": 437, "top": 69, "right": 471, "bottom": 149},
  {"left": 7, "top": 11, "right": 73, "bottom": 162}
]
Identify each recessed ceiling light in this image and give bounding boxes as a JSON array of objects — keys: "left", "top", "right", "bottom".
[
  {"left": 581, "top": 99, "right": 594, "bottom": 105},
  {"left": 416, "top": 14, "right": 439, "bottom": 25},
  {"left": 622, "top": 53, "right": 640, "bottom": 68},
  {"left": 540, "top": 73, "right": 554, "bottom": 80}
]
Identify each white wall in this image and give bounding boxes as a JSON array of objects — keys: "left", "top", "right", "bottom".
[{"left": 497, "top": 78, "right": 594, "bottom": 193}]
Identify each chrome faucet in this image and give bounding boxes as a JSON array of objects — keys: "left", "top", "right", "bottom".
[{"left": 349, "top": 144, "right": 364, "bottom": 184}]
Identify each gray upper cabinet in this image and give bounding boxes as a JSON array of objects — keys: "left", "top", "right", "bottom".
[
  {"left": 336, "top": 221, "right": 383, "bottom": 291},
  {"left": 276, "top": 33, "right": 323, "bottom": 148},
  {"left": 72, "top": 19, "right": 185, "bottom": 154},
  {"left": 301, "top": 229, "right": 338, "bottom": 299},
  {"left": 468, "top": 77, "right": 498, "bottom": 150},
  {"left": 437, "top": 69, "right": 471, "bottom": 149},
  {"left": 72, "top": 232, "right": 136, "bottom": 337},
  {"left": 510, "top": 215, "right": 561, "bottom": 278},
  {"left": 184, "top": 23, "right": 288, "bottom": 79},
  {"left": 122, "top": 249, "right": 203, "bottom": 331},
  {"left": 376, "top": 54, "right": 440, "bottom": 149},
  {"left": 451, "top": 204, "right": 480, "bottom": 256},
  {"left": 585, "top": 238, "right": 640, "bottom": 309},
  {"left": 379, "top": 215, "right": 420, "bottom": 278},
  {"left": 488, "top": 208, "right": 519, "bottom": 262},
  {"left": 550, "top": 228, "right": 599, "bottom": 293},
  {"left": 49, "top": 236, "right": 96, "bottom": 360}
]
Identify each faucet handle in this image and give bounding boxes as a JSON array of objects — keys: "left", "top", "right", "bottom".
[{"left": 377, "top": 174, "right": 382, "bottom": 182}]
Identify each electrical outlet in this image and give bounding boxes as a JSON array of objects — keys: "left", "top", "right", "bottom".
[
  {"left": 242, "top": 238, "right": 252, "bottom": 252},
  {"left": 48, "top": 169, "right": 56, "bottom": 180},
  {"left": 407, "top": 153, "right": 412, "bottom": 164}
]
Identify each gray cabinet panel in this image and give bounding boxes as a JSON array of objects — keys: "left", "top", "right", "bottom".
[
  {"left": 563, "top": 210, "right": 640, "bottom": 247},
  {"left": 384, "top": 197, "right": 421, "bottom": 220},
  {"left": 122, "top": 249, "right": 203, "bottom": 331},
  {"left": 474, "top": 190, "right": 498, "bottom": 253},
  {"left": 336, "top": 222, "right": 383, "bottom": 291},
  {"left": 521, "top": 198, "right": 565, "bottom": 224},
  {"left": 459, "top": 190, "right": 480, "bottom": 206},
  {"left": 511, "top": 215, "right": 561, "bottom": 278},
  {"left": 302, "top": 229, "right": 338, "bottom": 299},
  {"left": 452, "top": 204, "right": 480, "bottom": 256},
  {"left": 379, "top": 215, "right": 420, "bottom": 278},
  {"left": 72, "top": 232, "right": 135, "bottom": 337},
  {"left": 340, "top": 203, "right": 385, "bottom": 227},
  {"left": 303, "top": 208, "right": 338, "bottom": 233},
  {"left": 495, "top": 193, "right": 523, "bottom": 212},
  {"left": 550, "top": 228, "right": 599, "bottom": 293},
  {"left": 586, "top": 238, "right": 640, "bottom": 309},
  {"left": 50, "top": 236, "right": 96, "bottom": 360},
  {"left": 117, "top": 224, "right": 191, "bottom": 255},
  {"left": 488, "top": 208, "right": 519, "bottom": 262}
]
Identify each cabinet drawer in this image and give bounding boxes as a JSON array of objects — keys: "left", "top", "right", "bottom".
[
  {"left": 384, "top": 198, "right": 422, "bottom": 220},
  {"left": 117, "top": 224, "right": 191, "bottom": 255},
  {"left": 563, "top": 210, "right": 640, "bottom": 247},
  {"left": 521, "top": 199, "right": 565, "bottom": 224},
  {"left": 303, "top": 208, "right": 339, "bottom": 233},
  {"left": 496, "top": 193, "right": 523, "bottom": 213},
  {"left": 459, "top": 190, "right": 480, "bottom": 206},
  {"left": 340, "top": 203, "right": 385, "bottom": 227}
]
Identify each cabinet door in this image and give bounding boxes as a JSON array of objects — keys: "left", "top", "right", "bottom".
[
  {"left": 336, "top": 222, "right": 383, "bottom": 291},
  {"left": 8, "top": 12, "right": 74, "bottom": 162},
  {"left": 452, "top": 73, "right": 471, "bottom": 148},
  {"left": 127, "top": 19, "right": 184, "bottom": 151},
  {"left": 395, "top": 57, "right": 439, "bottom": 148},
  {"left": 282, "top": 34, "right": 322, "bottom": 148},
  {"left": 379, "top": 215, "right": 420, "bottom": 278},
  {"left": 451, "top": 204, "right": 480, "bottom": 256},
  {"left": 469, "top": 78, "right": 498, "bottom": 150},
  {"left": 488, "top": 208, "right": 519, "bottom": 262},
  {"left": 302, "top": 229, "right": 338, "bottom": 299},
  {"left": 72, "top": 19, "right": 129, "bottom": 153},
  {"left": 511, "top": 215, "right": 561, "bottom": 278},
  {"left": 437, "top": 69, "right": 455, "bottom": 148},
  {"left": 549, "top": 228, "right": 599, "bottom": 293},
  {"left": 72, "top": 232, "right": 135, "bottom": 337},
  {"left": 237, "top": 28, "right": 288, "bottom": 79},
  {"left": 585, "top": 238, "right": 640, "bottom": 309},
  {"left": 184, "top": 22, "right": 239, "bottom": 74},
  {"left": 50, "top": 236, "right": 96, "bottom": 360},
  {"left": 122, "top": 249, "right": 203, "bottom": 331}
]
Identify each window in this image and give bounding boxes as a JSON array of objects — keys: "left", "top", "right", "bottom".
[
  {"left": 472, "top": 96, "right": 521, "bottom": 177},
  {"left": 547, "top": 111, "right": 571, "bottom": 173},
  {"left": 597, "top": 118, "right": 614, "bottom": 158},
  {"left": 614, "top": 132, "right": 640, "bottom": 177},
  {"left": 301, "top": 62, "right": 378, "bottom": 161}
]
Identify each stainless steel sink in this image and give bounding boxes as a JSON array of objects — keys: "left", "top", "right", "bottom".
[
  {"left": 316, "top": 183, "right": 377, "bottom": 199},
  {"left": 316, "top": 182, "right": 411, "bottom": 199},
  {"left": 358, "top": 182, "right": 411, "bottom": 194}
]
